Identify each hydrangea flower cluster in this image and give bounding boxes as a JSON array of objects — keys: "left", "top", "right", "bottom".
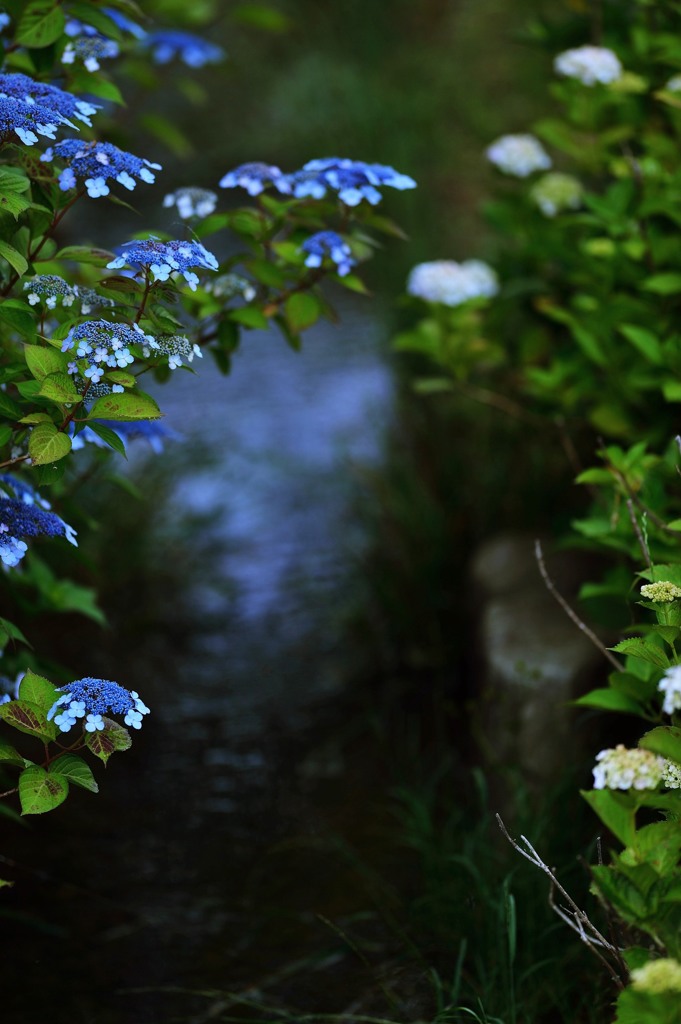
[
  {"left": 407, "top": 259, "right": 499, "bottom": 306},
  {"left": 62, "top": 34, "right": 119, "bottom": 72},
  {"left": 287, "top": 158, "right": 416, "bottom": 205},
  {"left": 0, "top": 497, "right": 77, "bottom": 567},
  {"left": 0, "top": 71, "right": 99, "bottom": 130},
  {"left": 61, "top": 320, "right": 149, "bottom": 385},
  {"left": 301, "top": 231, "right": 355, "bottom": 277},
  {"left": 205, "top": 273, "right": 256, "bottom": 302},
  {"left": 218, "top": 162, "right": 292, "bottom": 196},
  {"left": 24, "top": 274, "right": 77, "bottom": 309},
  {"left": 163, "top": 187, "right": 217, "bottom": 219},
  {"left": 107, "top": 239, "right": 219, "bottom": 290},
  {"left": 143, "top": 30, "right": 224, "bottom": 68},
  {"left": 140, "top": 333, "right": 203, "bottom": 370},
  {"left": 530, "top": 173, "right": 582, "bottom": 217},
  {"left": 592, "top": 745, "right": 665, "bottom": 790},
  {"left": 640, "top": 580, "right": 681, "bottom": 602},
  {"left": 47, "top": 677, "right": 150, "bottom": 733},
  {"left": 41, "top": 139, "right": 161, "bottom": 197},
  {"left": 554, "top": 46, "right": 623, "bottom": 86},
  {"left": 0, "top": 672, "right": 22, "bottom": 705},
  {"left": 71, "top": 419, "right": 180, "bottom": 455},
  {"left": 486, "top": 134, "right": 552, "bottom": 177},
  {"left": 631, "top": 958, "right": 681, "bottom": 994},
  {"left": 662, "top": 760, "right": 681, "bottom": 789},
  {"left": 666, "top": 75, "right": 681, "bottom": 93},
  {"left": 659, "top": 664, "right": 681, "bottom": 715}
]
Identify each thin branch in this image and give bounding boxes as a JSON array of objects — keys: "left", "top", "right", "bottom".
[
  {"left": 534, "top": 539, "right": 623, "bottom": 671},
  {"left": 625, "top": 498, "right": 652, "bottom": 572}
]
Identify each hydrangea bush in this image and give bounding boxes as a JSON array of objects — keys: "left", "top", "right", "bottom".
[
  {"left": 0, "top": 0, "right": 414, "bottom": 872},
  {"left": 393, "top": 1, "right": 681, "bottom": 1018}
]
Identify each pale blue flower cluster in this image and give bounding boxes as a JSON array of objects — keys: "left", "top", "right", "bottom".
[
  {"left": 205, "top": 273, "right": 256, "bottom": 302},
  {"left": 62, "top": 32, "right": 119, "bottom": 72},
  {"left": 41, "top": 139, "right": 161, "bottom": 197},
  {"left": 47, "top": 677, "right": 150, "bottom": 733},
  {"left": 407, "top": 259, "right": 499, "bottom": 306},
  {"left": 163, "top": 187, "right": 218, "bottom": 219},
  {"left": 61, "top": 320, "right": 149, "bottom": 385},
  {"left": 70, "top": 420, "right": 180, "bottom": 455},
  {"left": 486, "top": 134, "right": 552, "bottom": 177},
  {"left": 554, "top": 46, "right": 622, "bottom": 86},
  {"left": 220, "top": 157, "right": 416, "bottom": 206},
  {"left": 24, "top": 274, "right": 77, "bottom": 309},
  {"left": 139, "top": 333, "right": 203, "bottom": 370},
  {"left": 107, "top": 239, "right": 219, "bottom": 290},
  {"left": 0, "top": 71, "right": 99, "bottom": 133},
  {"left": 301, "top": 231, "right": 355, "bottom": 277},
  {"left": 143, "top": 30, "right": 224, "bottom": 68}
]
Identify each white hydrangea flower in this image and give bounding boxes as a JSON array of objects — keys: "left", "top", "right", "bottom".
[
  {"left": 406, "top": 259, "right": 498, "bottom": 307},
  {"left": 485, "top": 134, "right": 551, "bottom": 177},
  {"left": 592, "top": 745, "right": 664, "bottom": 790},
  {"left": 659, "top": 664, "right": 681, "bottom": 715},
  {"left": 530, "top": 173, "right": 582, "bottom": 217},
  {"left": 640, "top": 580, "right": 681, "bottom": 603},
  {"left": 665, "top": 75, "right": 681, "bottom": 93},
  {"left": 554, "top": 46, "right": 623, "bottom": 86},
  {"left": 631, "top": 958, "right": 681, "bottom": 994},
  {"left": 662, "top": 760, "right": 681, "bottom": 789}
]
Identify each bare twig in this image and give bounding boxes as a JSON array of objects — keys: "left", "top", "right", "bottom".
[
  {"left": 625, "top": 498, "right": 653, "bottom": 573},
  {"left": 534, "top": 539, "right": 623, "bottom": 671},
  {"left": 496, "top": 815, "right": 627, "bottom": 988}
]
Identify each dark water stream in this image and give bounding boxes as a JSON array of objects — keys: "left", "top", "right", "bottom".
[{"left": 3, "top": 301, "right": 399, "bottom": 1023}]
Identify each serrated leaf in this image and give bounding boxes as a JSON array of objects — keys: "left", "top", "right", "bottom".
[
  {"left": 49, "top": 754, "right": 98, "bottom": 793},
  {"left": 38, "top": 372, "right": 80, "bottom": 404},
  {"left": 0, "top": 189, "right": 31, "bottom": 219},
  {"left": 582, "top": 789, "right": 637, "bottom": 847},
  {"left": 85, "top": 718, "right": 132, "bottom": 764},
  {"left": 88, "top": 391, "right": 161, "bottom": 422},
  {"left": 28, "top": 421, "right": 72, "bottom": 465},
  {"left": 640, "top": 726, "right": 681, "bottom": 765},
  {"left": 611, "top": 637, "right": 670, "bottom": 668},
  {"left": 18, "top": 670, "right": 58, "bottom": 712},
  {"left": 19, "top": 766, "right": 68, "bottom": 815},
  {"left": 56, "top": 245, "right": 116, "bottom": 266},
  {"left": 0, "top": 240, "right": 27, "bottom": 277},
  {"left": 16, "top": 1, "right": 66, "bottom": 48},
  {"left": 0, "top": 617, "right": 30, "bottom": 647},
  {"left": 0, "top": 699, "right": 56, "bottom": 741},
  {"left": 24, "top": 344, "right": 65, "bottom": 380},
  {"left": 0, "top": 392, "right": 21, "bottom": 419},
  {"left": 0, "top": 740, "right": 26, "bottom": 767}
]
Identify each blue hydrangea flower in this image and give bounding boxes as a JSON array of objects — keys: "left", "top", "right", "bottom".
[
  {"left": 143, "top": 30, "right": 224, "bottom": 68},
  {"left": 62, "top": 34, "right": 120, "bottom": 73},
  {"left": 218, "top": 161, "right": 291, "bottom": 197},
  {"left": 301, "top": 231, "right": 355, "bottom": 277},
  {"left": 40, "top": 139, "right": 161, "bottom": 197},
  {"left": 0, "top": 96, "right": 67, "bottom": 147},
  {"left": 0, "top": 72, "right": 99, "bottom": 128},
  {"left": 0, "top": 672, "right": 23, "bottom": 704},
  {"left": 163, "top": 186, "right": 217, "bottom": 219},
  {"left": 24, "top": 274, "right": 78, "bottom": 309},
  {"left": 70, "top": 419, "right": 181, "bottom": 454},
  {"left": 287, "top": 158, "right": 416, "bottom": 206},
  {"left": 0, "top": 13, "right": 10, "bottom": 32},
  {"left": 61, "top": 320, "right": 152, "bottom": 383},
  {"left": 47, "top": 677, "right": 150, "bottom": 733},
  {"left": 107, "top": 239, "right": 219, "bottom": 290},
  {"left": 0, "top": 496, "right": 77, "bottom": 567},
  {"left": 104, "top": 7, "right": 147, "bottom": 39},
  {"left": 139, "top": 333, "right": 202, "bottom": 370},
  {"left": 0, "top": 473, "right": 51, "bottom": 510}
]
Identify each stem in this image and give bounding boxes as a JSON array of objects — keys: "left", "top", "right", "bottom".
[
  {"left": 0, "top": 787, "right": 17, "bottom": 799},
  {"left": 0, "top": 187, "right": 87, "bottom": 297},
  {"left": 0, "top": 453, "right": 30, "bottom": 470},
  {"left": 134, "top": 272, "right": 152, "bottom": 324},
  {"left": 261, "top": 267, "right": 325, "bottom": 317}
]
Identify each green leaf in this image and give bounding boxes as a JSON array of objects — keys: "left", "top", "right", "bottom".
[
  {"left": 19, "top": 766, "right": 68, "bottom": 815},
  {"left": 0, "top": 240, "right": 27, "bottom": 277},
  {"left": 0, "top": 188, "right": 31, "bottom": 219},
  {"left": 49, "top": 754, "right": 98, "bottom": 793},
  {"left": 618, "top": 324, "right": 663, "bottom": 365},
  {"left": 582, "top": 789, "right": 637, "bottom": 847},
  {"left": 16, "top": 1, "right": 66, "bottom": 48},
  {"left": 0, "top": 699, "right": 56, "bottom": 741},
  {"left": 662, "top": 381, "right": 681, "bottom": 403},
  {"left": 105, "top": 370, "right": 135, "bottom": 387},
  {"left": 285, "top": 292, "right": 321, "bottom": 333},
  {"left": 0, "top": 392, "right": 22, "bottom": 419},
  {"left": 0, "top": 617, "right": 30, "bottom": 648},
  {"left": 0, "top": 300, "right": 36, "bottom": 341},
  {"left": 642, "top": 273, "right": 681, "bottom": 295},
  {"left": 85, "top": 421, "right": 126, "bottom": 457},
  {"left": 228, "top": 306, "right": 269, "bottom": 330},
  {"left": 640, "top": 726, "right": 681, "bottom": 765},
  {"left": 611, "top": 637, "right": 670, "bottom": 668},
  {"left": 24, "top": 345, "right": 65, "bottom": 380},
  {"left": 232, "top": 4, "right": 292, "bottom": 31},
  {"left": 574, "top": 688, "right": 644, "bottom": 715},
  {"left": 0, "top": 740, "right": 26, "bottom": 767},
  {"left": 18, "top": 670, "right": 59, "bottom": 712},
  {"left": 64, "top": 3, "right": 124, "bottom": 41},
  {"left": 85, "top": 718, "right": 132, "bottom": 765},
  {"left": 38, "top": 372, "right": 80, "bottom": 404},
  {"left": 88, "top": 390, "right": 161, "bottom": 422},
  {"left": 28, "top": 421, "right": 72, "bottom": 465},
  {"left": 55, "top": 245, "right": 116, "bottom": 266}
]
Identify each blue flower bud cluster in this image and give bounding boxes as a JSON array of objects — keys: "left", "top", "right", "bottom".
[
  {"left": 141, "top": 333, "right": 203, "bottom": 370},
  {"left": 107, "top": 239, "right": 219, "bottom": 290},
  {"left": 219, "top": 157, "right": 416, "bottom": 206},
  {"left": 61, "top": 319, "right": 150, "bottom": 386},
  {"left": 41, "top": 139, "right": 161, "bottom": 197},
  {"left": 47, "top": 677, "right": 150, "bottom": 733},
  {"left": 62, "top": 33, "right": 120, "bottom": 72},
  {"left": 24, "top": 275, "right": 77, "bottom": 309},
  {"left": 301, "top": 231, "right": 355, "bottom": 277},
  {"left": 0, "top": 72, "right": 99, "bottom": 130},
  {"left": 144, "top": 30, "right": 224, "bottom": 68},
  {"left": 0, "top": 497, "right": 77, "bottom": 567}
]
